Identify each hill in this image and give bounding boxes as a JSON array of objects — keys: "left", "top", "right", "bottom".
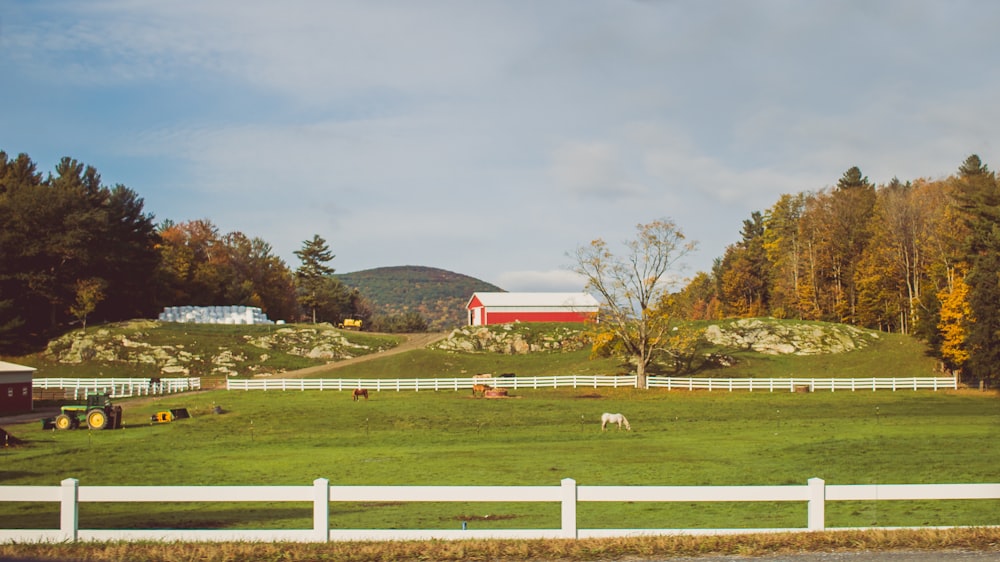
[
  {"left": 336, "top": 266, "right": 503, "bottom": 330},
  {"left": 12, "top": 317, "right": 941, "bottom": 381}
]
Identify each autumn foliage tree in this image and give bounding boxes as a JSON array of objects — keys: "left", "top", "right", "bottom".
[
  {"left": 69, "top": 278, "right": 106, "bottom": 333},
  {"left": 572, "top": 219, "right": 698, "bottom": 388},
  {"left": 155, "top": 219, "right": 298, "bottom": 322},
  {"left": 683, "top": 155, "right": 999, "bottom": 386},
  {"left": 937, "top": 271, "right": 971, "bottom": 374}
]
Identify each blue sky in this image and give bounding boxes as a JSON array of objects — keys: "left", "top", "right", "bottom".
[{"left": 3, "top": 1, "right": 998, "bottom": 291}]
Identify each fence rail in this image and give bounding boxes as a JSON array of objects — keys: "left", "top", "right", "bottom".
[
  {"left": 30, "top": 375, "right": 957, "bottom": 395},
  {"left": 32, "top": 377, "right": 201, "bottom": 399},
  {"left": 226, "top": 375, "right": 957, "bottom": 392},
  {"left": 226, "top": 375, "right": 636, "bottom": 391},
  {"left": 646, "top": 376, "right": 957, "bottom": 392},
  {"left": 1, "top": 478, "right": 996, "bottom": 543}
]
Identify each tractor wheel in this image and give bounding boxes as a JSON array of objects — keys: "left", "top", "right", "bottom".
[
  {"left": 54, "top": 414, "right": 74, "bottom": 430},
  {"left": 87, "top": 409, "right": 109, "bottom": 430}
]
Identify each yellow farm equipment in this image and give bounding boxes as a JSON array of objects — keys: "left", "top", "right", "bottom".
[
  {"left": 150, "top": 408, "right": 191, "bottom": 424},
  {"left": 338, "top": 316, "right": 363, "bottom": 330}
]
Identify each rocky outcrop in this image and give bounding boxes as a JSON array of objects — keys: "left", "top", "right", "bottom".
[
  {"left": 433, "top": 323, "right": 590, "bottom": 354},
  {"left": 703, "top": 318, "right": 879, "bottom": 355},
  {"left": 433, "top": 319, "right": 880, "bottom": 357},
  {"left": 42, "top": 320, "right": 391, "bottom": 377}
]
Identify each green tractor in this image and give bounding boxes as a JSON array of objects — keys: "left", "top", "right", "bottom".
[{"left": 42, "top": 393, "right": 123, "bottom": 430}]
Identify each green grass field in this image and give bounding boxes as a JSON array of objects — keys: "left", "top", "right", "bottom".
[{"left": 2, "top": 387, "right": 996, "bottom": 533}]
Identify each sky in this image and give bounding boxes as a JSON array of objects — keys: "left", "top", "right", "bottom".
[{"left": 2, "top": 1, "right": 998, "bottom": 292}]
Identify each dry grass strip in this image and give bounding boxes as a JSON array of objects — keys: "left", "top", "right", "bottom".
[{"left": 1, "top": 527, "right": 998, "bottom": 561}]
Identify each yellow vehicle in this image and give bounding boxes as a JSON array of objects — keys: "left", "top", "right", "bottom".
[
  {"left": 150, "top": 408, "right": 190, "bottom": 424},
  {"left": 338, "top": 316, "right": 363, "bottom": 330}
]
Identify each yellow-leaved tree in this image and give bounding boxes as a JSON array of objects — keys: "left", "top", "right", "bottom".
[
  {"left": 572, "top": 219, "right": 698, "bottom": 388},
  {"left": 937, "top": 272, "right": 971, "bottom": 375}
]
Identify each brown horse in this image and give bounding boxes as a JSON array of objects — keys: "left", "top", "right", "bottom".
[
  {"left": 472, "top": 383, "right": 491, "bottom": 397},
  {"left": 352, "top": 388, "right": 368, "bottom": 401}
]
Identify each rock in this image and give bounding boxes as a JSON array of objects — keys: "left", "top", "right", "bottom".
[
  {"left": 433, "top": 323, "right": 590, "bottom": 354},
  {"left": 41, "top": 320, "right": 385, "bottom": 377},
  {"left": 703, "top": 318, "right": 879, "bottom": 355}
]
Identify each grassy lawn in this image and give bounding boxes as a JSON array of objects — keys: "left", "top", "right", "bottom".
[
  {"left": 321, "top": 347, "right": 626, "bottom": 379},
  {"left": 2, "top": 387, "right": 996, "bottom": 532}
]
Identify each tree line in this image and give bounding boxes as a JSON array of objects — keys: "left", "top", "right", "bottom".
[
  {"left": 3, "top": 149, "right": 996, "bottom": 385},
  {"left": 0, "top": 151, "right": 425, "bottom": 353},
  {"left": 671, "top": 154, "right": 999, "bottom": 384}
]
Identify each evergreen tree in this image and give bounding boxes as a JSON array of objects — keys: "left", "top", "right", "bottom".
[
  {"left": 294, "top": 235, "right": 338, "bottom": 324},
  {"left": 719, "top": 211, "right": 769, "bottom": 316},
  {"left": 0, "top": 152, "right": 159, "bottom": 347},
  {"left": 953, "top": 155, "right": 1000, "bottom": 385}
]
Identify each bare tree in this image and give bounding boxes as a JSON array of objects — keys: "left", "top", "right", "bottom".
[{"left": 572, "top": 219, "right": 697, "bottom": 388}]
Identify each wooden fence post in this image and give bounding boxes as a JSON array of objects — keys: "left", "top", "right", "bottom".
[
  {"left": 561, "top": 478, "right": 577, "bottom": 539},
  {"left": 807, "top": 477, "right": 825, "bottom": 531},
  {"left": 313, "top": 478, "right": 329, "bottom": 542},
  {"left": 60, "top": 478, "right": 79, "bottom": 542}
]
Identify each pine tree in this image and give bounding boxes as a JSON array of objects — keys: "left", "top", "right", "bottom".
[
  {"left": 294, "top": 235, "right": 338, "bottom": 324},
  {"left": 953, "top": 155, "right": 1000, "bottom": 385}
]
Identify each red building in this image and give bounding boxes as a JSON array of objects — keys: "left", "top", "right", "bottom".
[
  {"left": 466, "top": 292, "right": 600, "bottom": 326},
  {"left": 0, "top": 361, "right": 34, "bottom": 415}
]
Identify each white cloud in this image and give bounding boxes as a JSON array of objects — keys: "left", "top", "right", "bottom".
[
  {"left": 496, "top": 269, "right": 589, "bottom": 293},
  {"left": 6, "top": 0, "right": 1000, "bottom": 287},
  {"left": 549, "top": 141, "right": 648, "bottom": 199}
]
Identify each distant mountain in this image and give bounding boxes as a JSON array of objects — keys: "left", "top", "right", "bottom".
[{"left": 336, "top": 266, "right": 503, "bottom": 330}]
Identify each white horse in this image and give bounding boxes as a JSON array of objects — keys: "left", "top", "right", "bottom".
[{"left": 601, "top": 412, "right": 631, "bottom": 431}]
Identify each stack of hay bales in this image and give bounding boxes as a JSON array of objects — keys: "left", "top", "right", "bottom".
[{"left": 157, "top": 305, "right": 275, "bottom": 325}]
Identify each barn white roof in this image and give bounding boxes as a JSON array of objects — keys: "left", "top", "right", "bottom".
[
  {"left": 468, "top": 292, "right": 600, "bottom": 309},
  {"left": 0, "top": 361, "right": 35, "bottom": 373}
]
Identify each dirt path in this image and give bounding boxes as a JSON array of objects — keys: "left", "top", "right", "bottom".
[{"left": 276, "top": 331, "right": 449, "bottom": 378}]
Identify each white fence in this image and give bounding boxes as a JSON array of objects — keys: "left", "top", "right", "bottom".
[
  {"left": 226, "top": 375, "right": 635, "bottom": 391},
  {"left": 226, "top": 375, "right": 957, "bottom": 392},
  {"left": 646, "top": 376, "right": 957, "bottom": 392},
  {"left": 1, "top": 478, "right": 996, "bottom": 543},
  {"left": 31, "top": 375, "right": 957, "bottom": 396},
  {"left": 32, "top": 377, "right": 201, "bottom": 399}
]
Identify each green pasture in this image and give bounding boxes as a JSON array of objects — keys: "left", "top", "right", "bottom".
[
  {"left": 1, "top": 388, "right": 996, "bottom": 532},
  {"left": 297, "top": 328, "right": 938, "bottom": 380},
  {"left": 326, "top": 347, "right": 625, "bottom": 379}
]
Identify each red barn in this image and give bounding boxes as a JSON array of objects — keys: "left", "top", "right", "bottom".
[
  {"left": 466, "top": 292, "right": 600, "bottom": 326},
  {"left": 0, "top": 361, "right": 34, "bottom": 415}
]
